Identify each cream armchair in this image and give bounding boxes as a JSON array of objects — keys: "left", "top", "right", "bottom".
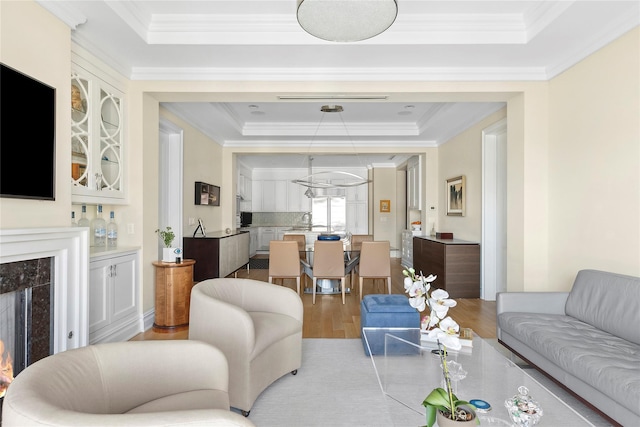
[
  {"left": 189, "top": 278, "right": 303, "bottom": 416},
  {"left": 2, "top": 340, "right": 255, "bottom": 426}
]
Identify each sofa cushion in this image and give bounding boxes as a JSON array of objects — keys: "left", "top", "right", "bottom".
[
  {"left": 498, "top": 312, "right": 640, "bottom": 414},
  {"left": 565, "top": 270, "right": 640, "bottom": 345}
]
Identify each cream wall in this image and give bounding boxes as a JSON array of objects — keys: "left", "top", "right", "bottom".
[
  {"left": 372, "top": 167, "right": 398, "bottom": 246},
  {"left": 547, "top": 28, "right": 640, "bottom": 287},
  {"left": 0, "top": 0, "right": 71, "bottom": 229},
  {"left": 159, "top": 108, "right": 224, "bottom": 238},
  {"left": 438, "top": 108, "right": 507, "bottom": 242}
]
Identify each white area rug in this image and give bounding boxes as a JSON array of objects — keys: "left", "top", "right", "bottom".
[
  {"left": 247, "top": 338, "right": 613, "bottom": 427},
  {"left": 248, "top": 339, "right": 393, "bottom": 427}
]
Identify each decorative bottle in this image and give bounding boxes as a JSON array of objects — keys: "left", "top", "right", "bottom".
[
  {"left": 77, "top": 204, "right": 90, "bottom": 228},
  {"left": 71, "top": 211, "right": 77, "bottom": 227},
  {"left": 91, "top": 205, "right": 107, "bottom": 247},
  {"left": 107, "top": 211, "right": 118, "bottom": 248}
]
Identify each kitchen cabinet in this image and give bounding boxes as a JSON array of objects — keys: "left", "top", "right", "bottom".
[
  {"left": 71, "top": 62, "right": 127, "bottom": 204},
  {"left": 346, "top": 201, "right": 368, "bottom": 234},
  {"left": 89, "top": 249, "right": 139, "bottom": 344},
  {"left": 407, "top": 156, "right": 421, "bottom": 210},
  {"left": 287, "top": 181, "right": 309, "bottom": 212},
  {"left": 401, "top": 229, "right": 414, "bottom": 268},
  {"left": 258, "top": 227, "right": 276, "bottom": 250},
  {"left": 252, "top": 180, "right": 263, "bottom": 211},
  {"left": 248, "top": 228, "right": 258, "bottom": 256},
  {"left": 152, "top": 259, "right": 195, "bottom": 331},
  {"left": 412, "top": 237, "right": 480, "bottom": 298},
  {"left": 183, "top": 232, "right": 250, "bottom": 281},
  {"left": 260, "top": 180, "right": 288, "bottom": 212}
]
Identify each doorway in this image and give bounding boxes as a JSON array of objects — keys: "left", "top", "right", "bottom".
[{"left": 482, "top": 118, "right": 507, "bottom": 300}]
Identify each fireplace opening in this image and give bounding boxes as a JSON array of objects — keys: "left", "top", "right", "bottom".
[{"left": 0, "top": 257, "right": 54, "bottom": 421}]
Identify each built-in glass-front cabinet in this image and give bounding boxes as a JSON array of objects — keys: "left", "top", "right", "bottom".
[{"left": 71, "top": 63, "right": 126, "bottom": 204}]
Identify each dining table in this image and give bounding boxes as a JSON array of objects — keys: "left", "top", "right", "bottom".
[{"left": 300, "top": 243, "right": 361, "bottom": 295}]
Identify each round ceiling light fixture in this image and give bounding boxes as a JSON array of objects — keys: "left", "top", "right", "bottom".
[{"left": 297, "top": 0, "right": 398, "bottom": 42}]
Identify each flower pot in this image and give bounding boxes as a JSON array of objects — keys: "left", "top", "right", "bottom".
[
  {"left": 436, "top": 405, "right": 477, "bottom": 426},
  {"left": 162, "top": 247, "right": 182, "bottom": 263}
]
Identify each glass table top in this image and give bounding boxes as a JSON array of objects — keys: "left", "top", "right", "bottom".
[{"left": 362, "top": 327, "right": 596, "bottom": 427}]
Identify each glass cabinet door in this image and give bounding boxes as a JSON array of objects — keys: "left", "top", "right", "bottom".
[
  {"left": 71, "top": 74, "right": 90, "bottom": 188},
  {"left": 71, "top": 64, "right": 125, "bottom": 203},
  {"left": 99, "top": 88, "right": 122, "bottom": 192}
]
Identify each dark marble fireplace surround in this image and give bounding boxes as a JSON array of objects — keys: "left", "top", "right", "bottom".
[{"left": 0, "top": 257, "right": 54, "bottom": 374}]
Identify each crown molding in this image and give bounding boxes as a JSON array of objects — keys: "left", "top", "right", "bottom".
[
  {"left": 130, "top": 65, "right": 550, "bottom": 81},
  {"left": 241, "top": 122, "right": 419, "bottom": 136},
  {"left": 36, "top": 0, "right": 87, "bottom": 29}
]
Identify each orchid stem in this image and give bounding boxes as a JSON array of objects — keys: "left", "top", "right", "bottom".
[{"left": 438, "top": 341, "right": 455, "bottom": 419}]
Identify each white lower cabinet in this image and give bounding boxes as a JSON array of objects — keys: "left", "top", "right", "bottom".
[{"left": 89, "top": 249, "right": 140, "bottom": 344}]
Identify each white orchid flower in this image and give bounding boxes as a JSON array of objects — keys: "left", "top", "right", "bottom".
[
  {"left": 427, "top": 316, "right": 462, "bottom": 350},
  {"left": 409, "top": 294, "right": 427, "bottom": 312},
  {"left": 429, "top": 289, "right": 457, "bottom": 319}
]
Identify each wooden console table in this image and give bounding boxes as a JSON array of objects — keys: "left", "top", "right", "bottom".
[
  {"left": 152, "top": 259, "right": 196, "bottom": 332},
  {"left": 412, "top": 237, "right": 480, "bottom": 298}
]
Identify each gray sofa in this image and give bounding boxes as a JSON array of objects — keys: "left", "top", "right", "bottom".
[{"left": 497, "top": 269, "right": 640, "bottom": 427}]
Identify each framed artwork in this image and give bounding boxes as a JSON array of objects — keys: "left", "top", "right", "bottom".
[
  {"left": 380, "top": 199, "right": 391, "bottom": 213},
  {"left": 195, "top": 181, "right": 220, "bottom": 206},
  {"left": 446, "top": 175, "right": 465, "bottom": 216}
]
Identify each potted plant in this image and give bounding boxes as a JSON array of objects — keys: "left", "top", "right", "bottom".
[
  {"left": 155, "top": 226, "right": 181, "bottom": 262},
  {"left": 403, "top": 267, "right": 478, "bottom": 426}
]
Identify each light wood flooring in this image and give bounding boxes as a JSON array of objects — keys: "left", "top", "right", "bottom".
[{"left": 131, "top": 257, "right": 497, "bottom": 341}]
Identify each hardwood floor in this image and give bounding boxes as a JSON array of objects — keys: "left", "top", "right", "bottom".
[{"left": 130, "top": 257, "right": 497, "bottom": 341}]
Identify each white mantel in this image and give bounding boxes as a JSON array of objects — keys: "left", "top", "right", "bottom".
[{"left": 0, "top": 227, "right": 89, "bottom": 353}]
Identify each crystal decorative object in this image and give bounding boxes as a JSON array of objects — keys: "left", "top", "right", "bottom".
[{"left": 504, "top": 386, "right": 543, "bottom": 427}]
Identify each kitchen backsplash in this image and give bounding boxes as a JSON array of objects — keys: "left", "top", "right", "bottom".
[{"left": 250, "top": 212, "right": 308, "bottom": 227}]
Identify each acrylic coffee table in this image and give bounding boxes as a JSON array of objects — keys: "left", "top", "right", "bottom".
[{"left": 361, "top": 327, "right": 596, "bottom": 427}]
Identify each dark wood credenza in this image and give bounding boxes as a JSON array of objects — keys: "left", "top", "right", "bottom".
[
  {"left": 183, "top": 231, "right": 250, "bottom": 282},
  {"left": 412, "top": 236, "right": 480, "bottom": 298}
]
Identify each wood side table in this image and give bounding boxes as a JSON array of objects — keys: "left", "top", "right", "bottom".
[{"left": 152, "top": 259, "right": 196, "bottom": 332}]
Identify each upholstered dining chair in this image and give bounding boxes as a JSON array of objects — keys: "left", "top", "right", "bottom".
[
  {"left": 269, "top": 240, "right": 303, "bottom": 295},
  {"left": 283, "top": 234, "right": 306, "bottom": 260},
  {"left": 350, "top": 234, "right": 373, "bottom": 251},
  {"left": 358, "top": 240, "right": 392, "bottom": 300},
  {"left": 302, "top": 240, "right": 358, "bottom": 304}
]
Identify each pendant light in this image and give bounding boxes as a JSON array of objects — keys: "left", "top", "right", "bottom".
[
  {"left": 296, "top": 0, "right": 398, "bottom": 42},
  {"left": 292, "top": 105, "right": 371, "bottom": 191}
]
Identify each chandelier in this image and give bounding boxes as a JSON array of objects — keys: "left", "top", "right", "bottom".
[
  {"left": 291, "top": 105, "right": 371, "bottom": 193},
  {"left": 296, "top": 0, "right": 398, "bottom": 42}
]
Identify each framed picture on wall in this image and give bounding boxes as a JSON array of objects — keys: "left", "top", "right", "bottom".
[
  {"left": 446, "top": 175, "right": 465, "bottom": 216},
  {"left": 195, "top": 181, "right": 220, "bottom": 206},
  {"left": 380, "top": 199, "right": 391, "bottom": 213},
  {"left": 208, "top": 184, "right": 220, "bottom": 206}
]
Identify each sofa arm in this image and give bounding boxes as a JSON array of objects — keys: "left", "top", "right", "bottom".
[{"left": 496, "top": 291, "right": 569, "bottom": 316}]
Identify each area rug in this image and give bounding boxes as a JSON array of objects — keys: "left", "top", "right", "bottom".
[
  {"left": 246, "top": 338, "right": 613, "bottom": 427},
  {"left": 248, "top": 258, "right": 269, "bottom": 269},
  {"left": 247, "top": 339, "right": 393, "bottom": 427}
]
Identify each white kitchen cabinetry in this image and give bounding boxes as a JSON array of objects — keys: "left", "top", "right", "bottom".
[
  {"left": 258, "top": 227, "right": 276, "bottom": 250},
  {"left": 71, "top": 62, "right": 127, "bottom": 204},
  {"left": 287, "top": 181, "right": 309, "bottom": 212},
  {"left": 346, "top": 183, "right": 368, "bottom": 202},
  {"left": 252, "top": 180, "right": 263, "bottom": 211},
  {"left": 401, "top": 229, "right": 414, "bottom": 268},
  {"left": 89, "top": 249, "right": 140, "bottom": 344},
  {"left": 346, "top": 201, "right": 368, "bottom": 235},
  {"left": 407, "top": 156, "right": 422, "bottom": 210},
  {"left": 255, "top": 180, "right": 288, "bottom": 212},
  {"left": 248, "top": 228, "right": 258, "bottom": 257}
]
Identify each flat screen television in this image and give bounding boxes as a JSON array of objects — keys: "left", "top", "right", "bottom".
[{"left": 1, "top": 63, "right": 56, "bottom": 200}]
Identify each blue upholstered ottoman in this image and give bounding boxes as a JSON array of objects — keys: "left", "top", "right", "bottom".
[{"left": 360, "top": 294, "right": 421, "bottom": 355}]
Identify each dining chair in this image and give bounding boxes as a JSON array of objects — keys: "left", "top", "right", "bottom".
[
  {"left": 283, "top": 234, "right": 307, "bottom": 260},
  {"left": 268, "top": 240, "right": 303, "bottom": 295},
  {"left": 304, "top": 240, "right": 358, "bottom": 304},
  {"left": 358, "top": 240, "right": 392, "bottom": 300},
  {"left": 350, "top": 234, "right": 373, "bottom": 250}
]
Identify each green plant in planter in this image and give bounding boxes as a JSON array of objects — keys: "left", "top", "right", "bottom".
[
  {"left": 155, "top": 226, "right": 175, "bottom": 248},
  {"left": 422, "top": 345, "right": 478, "bottom": 427}
]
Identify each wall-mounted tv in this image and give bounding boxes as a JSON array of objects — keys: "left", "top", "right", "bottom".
[
  {"left": 195, "top": 181, "right": 220, "bottom": 206},
  {"left": 1, "top": 63, "right": 56, "bottom": 200}
]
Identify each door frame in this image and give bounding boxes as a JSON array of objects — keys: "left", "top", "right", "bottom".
[
  {"left": 481, "top": 118, "right": 507, "bottom": 300},
  {"left": 159, "top": 118, "right": 184, "bottom": 259}
]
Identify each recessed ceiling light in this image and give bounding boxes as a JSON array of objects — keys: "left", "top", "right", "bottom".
[
  {"left": 248, "top": 104, "right": 259, "bottom": 109},
  {"left": 404, "top": 105, "right": 415, "bottom": 109},
  {"left": 320, "top": 105, "right": 344, "bottom": 113}
]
